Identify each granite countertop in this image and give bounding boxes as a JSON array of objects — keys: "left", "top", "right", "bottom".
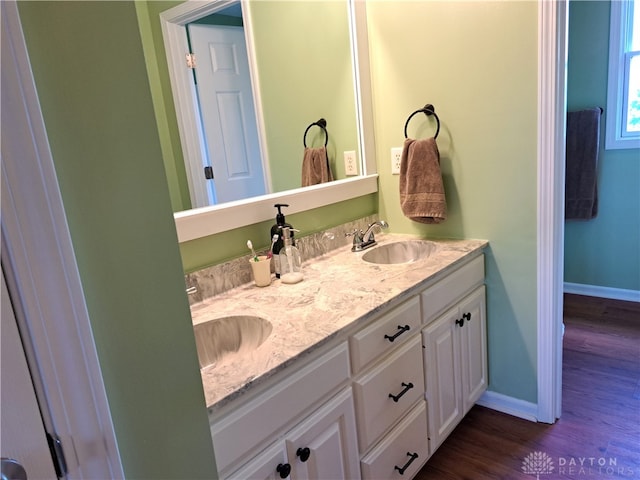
[{"left": 190, "top": 234, "right": 488, "bottom": 413}]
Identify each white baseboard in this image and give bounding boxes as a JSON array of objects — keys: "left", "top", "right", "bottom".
[
  {"left": 476, "top": 391, "right": 539, "bottom": 422},
  {"left": 563, "top": 282, "right": 640, "bottom": 303}
]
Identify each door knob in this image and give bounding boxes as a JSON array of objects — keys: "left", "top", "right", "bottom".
[{"left": 1, "top": 458, "right": 27, "bottom": 480}]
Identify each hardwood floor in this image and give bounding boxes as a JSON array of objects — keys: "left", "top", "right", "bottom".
[{"left": 414, "top": 294, "right": 640, "bottom": 480}]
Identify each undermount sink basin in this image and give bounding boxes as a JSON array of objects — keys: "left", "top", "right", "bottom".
[
  {"left": 194, "top": 315, "right": 273, "bottom": 369},
  {"left": 361, "top": 240, "right": 439, "bottom": 265}
]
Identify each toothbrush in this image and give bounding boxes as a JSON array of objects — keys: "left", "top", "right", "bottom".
[
  {"left": 247, "top": 240, "right": 259, "bottom": 262},
  {"left": 267, "top": 234, "right": 279, "bottom": 259}
]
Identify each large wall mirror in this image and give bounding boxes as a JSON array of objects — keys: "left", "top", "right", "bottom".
[{"left": 159, "top": 0, "right": 377, "bottom": 242}]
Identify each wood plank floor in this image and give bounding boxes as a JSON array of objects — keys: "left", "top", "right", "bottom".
[{"left": 414, "top": 294, "right": 640, "bottom": 480}]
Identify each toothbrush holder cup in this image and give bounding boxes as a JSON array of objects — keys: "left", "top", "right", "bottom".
[{"left": 250, "top": 255, "right": 272, "bottom": 287}]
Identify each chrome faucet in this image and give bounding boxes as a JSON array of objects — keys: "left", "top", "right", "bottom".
[{"left": 347, "top": 220, "right": 389, "bottom": 252}]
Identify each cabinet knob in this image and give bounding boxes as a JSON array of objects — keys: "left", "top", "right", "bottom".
[
  {"left": 276, "top": 463, "right": 291, "bottom": 478},
  {"left": 296, "top": 447, "right": 311, "bottom": 462}
]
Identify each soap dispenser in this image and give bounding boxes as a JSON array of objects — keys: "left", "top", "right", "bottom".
[
  {"left": 271, "top": 203, "right": 295, "bottom": 278},
  {"left": 279, "top": 226, "right": 303, "bottom": 284}
]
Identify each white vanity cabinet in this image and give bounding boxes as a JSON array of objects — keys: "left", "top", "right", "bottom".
[
  {"left": 422, "top": 283, "right": 487, "bottom": 453},
  {"left": 209, "top": 248, "right": 487, "bottom": 480},
  {"left": 226, "top": 388, "right": 360, "bottom": 480},
  {"left": 353, "top": 336, "right": 425, "bottom": 452},
  {"left": 225, "top": 441, "right": 288, "bottom": 480},
  {"left": 349, "top": 296, "right": 422, "bottom": 375},
  {"left": 360, "top": 400, "right": 429, "bottom": 479},
  {"left": 213, "top": 343, "right": 358, "bottom": 479},
  {"left": 350, "top": 296, "right": 429, "bottom": 479},
  {"left": 284, "top": 387, "right": 360, "bottom": 480}
]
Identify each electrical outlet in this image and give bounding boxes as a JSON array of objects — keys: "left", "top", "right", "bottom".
[
  {"left": 344, "top": 150, "right": 358, "bottom": 176},
  {"left": 391, "top": 147, "right": 403, "bottom": 174}
]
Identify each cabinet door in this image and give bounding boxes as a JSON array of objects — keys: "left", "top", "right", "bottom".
[
  {"left": 459, "top": 286, "right": 488, "bottom": 413},
  {"left": 285, "top": 388, "right": 360, "bottom": 480},
  {"left": 225, "top": 441, "right": 289, "bottom": 480},
  {"left": 422, "top": 306, "right": 462, "bottom": 452},
  {"left": 212, "top": 343, "right": 350, "bottom": 474}
]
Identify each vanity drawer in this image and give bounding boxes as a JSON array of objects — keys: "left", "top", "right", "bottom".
[
  {"left": 360, "top": 400, "right": 429, "bottom": 480},
  {"left": 211, "top": 343, "right": 350, "bottom": 474},
  {"left": 350, "top": 296, "right": 421, "bottom": 374},
  {"left": 421, "top": 254, "right": 484, "bottom": 322},
  {"left": 353, "top": 336, "right": 424, "bottom": 452}
]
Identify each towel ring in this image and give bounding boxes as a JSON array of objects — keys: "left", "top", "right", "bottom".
[
  {"left": 303, "top": 118, "right": 328, "bottom": 148},
  {"left": 404, "top": 104, "right": 440, "bottom": 139}
]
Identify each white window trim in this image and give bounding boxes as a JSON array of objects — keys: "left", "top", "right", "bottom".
[{"left": 606, "top": 0, "right": 640, "bottom": 150}]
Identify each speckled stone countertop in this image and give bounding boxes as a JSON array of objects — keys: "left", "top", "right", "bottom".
[{"left": 190, "top": 234, "right": 487, "bottom": 413}]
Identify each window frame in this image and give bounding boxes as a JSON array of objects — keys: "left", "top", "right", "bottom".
[{"left": 605, "top": 0, "right": 640, "bottom": 150}]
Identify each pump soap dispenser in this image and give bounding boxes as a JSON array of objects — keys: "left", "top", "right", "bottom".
[
  {"left": 271, "top": 204, "right": 295, "bottom": 278},
  {"left": 279, "top": 227, "right": 303, "bottom": 284}
]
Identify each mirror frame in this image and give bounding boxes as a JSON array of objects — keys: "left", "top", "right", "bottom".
[{"left": 161, "top": 0, "right": 377, "bottom": 243}]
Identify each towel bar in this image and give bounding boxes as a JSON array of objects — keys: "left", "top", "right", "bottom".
[
  {"left": 404, "top": 104, "right": 440, "bottom": 139},
  {"left": 303, "top": 118, "right": 328, "bottom": 147}
]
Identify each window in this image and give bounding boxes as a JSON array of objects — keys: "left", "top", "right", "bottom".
[{"left": 606, "top": 0, "right": 640, "bottom": 149}]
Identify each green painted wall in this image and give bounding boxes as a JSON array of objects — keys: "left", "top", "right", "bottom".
[
  {"left": 251, "top": 0, "right": 358, "bottom": 189},
  {"left": 17, "top": 2, "right": 217, "bottom": 478},
  {"left": 367, "top": 1, "right": 539, "bottom": 403},
  {"left": 565, "top": 0, "right": 640, "bottom": 292},
  {"left": 136, "top": 1, "right": 191, "bottom": 212}
]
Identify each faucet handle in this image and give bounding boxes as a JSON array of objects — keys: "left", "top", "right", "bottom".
[{"left": 345, "top": 229, "right": 363, "bottom": 250}]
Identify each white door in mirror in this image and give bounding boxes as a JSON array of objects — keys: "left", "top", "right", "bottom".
[{"left": 188, "top": 24, "right": 266, "bottom": 204}]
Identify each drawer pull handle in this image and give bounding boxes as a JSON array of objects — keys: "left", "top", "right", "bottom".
[
  {"left": 276, "top": 463, "right": 291, "bottom": 478},
  {"left": 389, "top": 382, "right": 414, "bottom": 402},
  {"left": 394, "top": 452, "right": 419, "bottom": 475},
  {"left": 296, "top": 447, "right": 311, "bottom": 462},
  {"left": 384, "top": 325, "right": 410, "bottom": 342}
]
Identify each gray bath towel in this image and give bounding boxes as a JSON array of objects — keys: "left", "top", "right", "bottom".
[
  {"left": 399, "top": 137, "right": 447, "bottom": 224},
  {"left": 565, "top": 108, "right": 600, "bottom": 220}
]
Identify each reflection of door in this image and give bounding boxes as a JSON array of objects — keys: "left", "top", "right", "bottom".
[
  {"left": 1, "top": 273, "right": 58, "bottom": 479},
  {"left": 188, "top": 24, "right": 266, "bottom": 204}
]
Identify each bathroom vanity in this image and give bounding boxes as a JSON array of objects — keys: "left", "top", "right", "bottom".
[{"left": 190, "top": 234, "right": 487, "bottom": 479}]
